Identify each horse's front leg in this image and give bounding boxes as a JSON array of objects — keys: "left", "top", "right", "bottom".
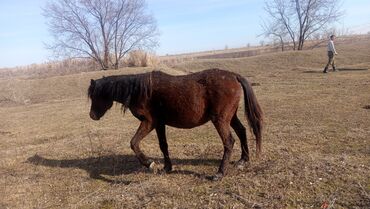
[
  {"left": 130, "top": 120, "right": 154, "bottom": 169},
  {"left": 155, "top": 124, "right": 172, "bottom": 173}
]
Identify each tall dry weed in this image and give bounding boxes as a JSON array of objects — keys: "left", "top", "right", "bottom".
[{"left": 125, "top": 50, "right": 159, "bottom": 68}]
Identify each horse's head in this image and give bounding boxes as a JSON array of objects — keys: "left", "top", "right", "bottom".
[{"left": 88, "top": 79, "right": 113, "bottom": 120}]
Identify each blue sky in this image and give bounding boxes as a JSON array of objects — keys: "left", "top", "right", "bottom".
[{"left": 0, "top": 0, "right": 370, "bottom": 68}]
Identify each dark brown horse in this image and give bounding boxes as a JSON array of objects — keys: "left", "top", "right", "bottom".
[{"left": 88, "top": 68, "right": 263, "bottom": 180}]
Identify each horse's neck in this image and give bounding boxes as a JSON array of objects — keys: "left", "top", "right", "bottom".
[
  {"left": 111, "top": 75, "right": 140, "bottom": 107},
  {"left": 110, "top": 79, "right": 128, "bottom": 105}
]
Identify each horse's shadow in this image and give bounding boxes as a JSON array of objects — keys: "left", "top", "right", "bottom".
[{"left": 26, "top": 154, "right": 220, "bottom": 183}]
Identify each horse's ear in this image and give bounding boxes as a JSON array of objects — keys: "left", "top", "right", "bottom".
[{"left": 90, "top": 79, "right": 95, "bottom": 86}]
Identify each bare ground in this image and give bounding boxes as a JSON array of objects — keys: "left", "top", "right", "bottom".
[{"left": 1, "top": 39, "right": 370, "bottom": 208}]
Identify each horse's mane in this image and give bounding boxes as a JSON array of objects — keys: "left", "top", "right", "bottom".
[{"left": 88, "top": 72, "right": 152, "bottom": 111}]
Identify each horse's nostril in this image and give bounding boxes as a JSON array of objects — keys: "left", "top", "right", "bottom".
[{"left": 89, "top": 111, "right": 99, "bottom": 120}]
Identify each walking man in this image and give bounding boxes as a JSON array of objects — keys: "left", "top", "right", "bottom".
[{"left": 323, "top": 35, "right": 338, "bottom": 73}]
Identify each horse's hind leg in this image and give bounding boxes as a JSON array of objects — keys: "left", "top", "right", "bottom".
[
  {"left": 130, "top": 121, "right": 154, "bottom": 168},
  {"left": 231, "top": 114, "right": 249, "bottom": 168},
  {"left": 155, "top": 124, "right": 172, "bottom": 173},
  {"left": 212, "top": 120, "right": 235, "bottom": 180}
]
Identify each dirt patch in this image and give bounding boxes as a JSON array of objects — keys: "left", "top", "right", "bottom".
[
  {"left": 0, "top": 130, "right": 12, "bottom": 135},
  {"left": 0, "top": 97, "right": 25, "bottom": 107}
]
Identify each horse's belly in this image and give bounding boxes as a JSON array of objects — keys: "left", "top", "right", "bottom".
[
  {"left": 162, "top": 103, "right": 209, "bottom": 129},
  {"left": 165, "top": 114, "right": 209, "bottom": 129}
]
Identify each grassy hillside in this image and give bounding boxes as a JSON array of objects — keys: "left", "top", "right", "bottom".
[
  {"left": 0, "top": 37, "right": 369, "bottom": 208},
  {"left": 174, "top": 37, "right": 370, "bottom": 74}
]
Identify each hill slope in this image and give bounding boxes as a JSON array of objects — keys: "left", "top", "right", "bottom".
[{"left": 1, "top": 37, "right": 369, "bottom": 208}]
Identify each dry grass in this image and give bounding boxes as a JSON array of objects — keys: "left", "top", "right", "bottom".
[
  {"left": 125, "top": 50, "right": 160, "bottom": 68},
  {"left": 1, "top": 37, "right": 370, "bottom": 209},
  {"left": 159, "top": 35, "right": 370, "bottom": 66},
  {"left": 0, "top": 59, "right": 101, "bottom": 79}
]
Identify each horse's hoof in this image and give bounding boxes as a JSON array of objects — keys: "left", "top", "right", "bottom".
[
  {"left": 148, "top": 161, "right": 159, "bottom": 174},
  {"left": 235, "top": 160, "right": 249, "bottom": 170},
  {"left": 149, "top": 161, "right": 156, "bottom": 169},
  {"left": 211, "top": 173, "right": 224, "bottom": 181},
  {"left": 163, "top": 165, "right": 172, "bottom": 173}
]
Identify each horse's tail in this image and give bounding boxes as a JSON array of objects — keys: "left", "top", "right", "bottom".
[{"left": 237, "top": 75, "right": 263, "bottom": 157}]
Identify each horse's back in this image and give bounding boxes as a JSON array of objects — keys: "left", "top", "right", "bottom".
[
  {"left": 152, "top": 68, "right": 241, "bottom": 98},
  {"left": 150, "top": 69, "right": 242, "bottom": 128}
]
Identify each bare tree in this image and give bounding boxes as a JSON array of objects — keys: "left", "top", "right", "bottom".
[
  {"left": 260, "top": 19, "right": 289, "bottom": 51},
  {"left": 261, "top": 0, "right": 343, "bottom": 50},
  {"left": 43, "top": 0, "right": 158, "bottom": 70}
]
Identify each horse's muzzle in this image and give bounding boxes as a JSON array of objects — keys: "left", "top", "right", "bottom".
[{"left": 89, "top": 111, "right": 100, "bottom": 120}]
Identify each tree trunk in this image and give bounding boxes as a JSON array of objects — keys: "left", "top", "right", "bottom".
[
  {"left": 297, "top": 37, "right": 305, "bottom": 50},
  {"left": 103, "top": 49, "right": 109, "bottom": 70},
  {"left": 279, "top": 35, "right": 284, "bottom": 51},
  {"left": 113, "top": 62, "right": 119, "bottom": 69},
  {"left": 96, "top": 58, "right": 106, "bottom": 70}
]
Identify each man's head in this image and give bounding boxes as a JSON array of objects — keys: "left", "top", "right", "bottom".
[{"left": 330, "top": 35, "right": 336, "bottom": 40}]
